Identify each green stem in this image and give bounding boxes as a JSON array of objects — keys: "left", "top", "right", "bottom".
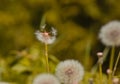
[
  {"left": 112, "top": 51, "right": 120, "bottom": 76},
  {"left": 108, "top": 46, "right": 115, "bottom": 84},
  {"left": 103, "top": 47, "right": 110, "bottom": 62},
  {"left": 0, "top": 71, "right": 1, "bottom": 81},
  {"left": 0, "top": 60, "right": 3, "bottom": 81},
  {"left": 45, "top": 43, "right": 49, "bottom": 72},
  {"left": 40, "top": 14, "right": 46, "bottom": 28},
  {"left": 99, "top": 63, "right": 103, "bottom": 84},
  {"left": 85, "top": 39, "right": 91, "bottom": 70},
  {"left": 91, "top": 47, "right": 109, "bottom": 74}
]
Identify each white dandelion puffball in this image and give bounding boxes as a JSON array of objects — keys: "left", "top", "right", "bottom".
[
  {"left": 35, "top": 28, "right": 56, "bottom": 44},
  {"left": 33, "top": 73, "right": 60, "bottom": 84},
  {"left": 99, "top": 21, "right": 120, "bottom": 46},
  {"left": 56, "top": 60, "right": 84, "bottom": 84}
]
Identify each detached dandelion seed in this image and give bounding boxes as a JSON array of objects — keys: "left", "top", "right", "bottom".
[
  {"left": 41, "top": 24, "right": 46, "bottom": 29},
  {"left": 33, "top": 74, "right": 60, "bottom": 84},
  {"left": 56, "top": 60, "right": 84, "bottom": 84},
  {"left": 51, "top": 27, "right": 57, "bottom": 36}
]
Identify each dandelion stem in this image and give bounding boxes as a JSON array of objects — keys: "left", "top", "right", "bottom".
[
  {"left": 110, "top": 46, "right": 115, "bottom": 72},
  {"left": 40, "top": 14, "right": 46, "bottom": 28},
  {"left": 85, "top": 39, "right": 91, "bottom": 70},
  {"left": 108, "top": 46, "right": 115, "bottom": 84},
  {"left": 0, "top": 60, "right": 3, "bottom": 81},
  {"left": 91, "top": 47, "right": 109, "bottom": 74},
  {"left": 0, "top": 70, "right": 2, "bottom": 81},
  {"left": 112, "top": 51, "right": 120, "bottom": 76},
  {"left": 99, "top": 63, "right": 102, "bottom": 84},
  {"left": 45, "top": 43, "right": 49, "bottom": 72},
  {"left": 102, "top": 47, "right": 110, "bottom": 62}
]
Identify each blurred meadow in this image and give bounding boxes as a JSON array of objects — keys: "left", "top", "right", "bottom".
[{"left": 0, "top": 0, "right": 120, "bottom": 84}]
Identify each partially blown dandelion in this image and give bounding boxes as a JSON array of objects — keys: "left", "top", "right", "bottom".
[
  {"left": 99, "top": 21, "right": 120, "bottom": 46},
  {"left": 33, "top": 74, "right": 60, "bottom": 84},
  {"left": 56, "top": 60, "right": 84, "bottom": 84},
  {"left": 35, "top": 26, "right": 57, "bottom": 44},
  {"left": 35, "top": 24, "right": 57, "bottom": 72}
]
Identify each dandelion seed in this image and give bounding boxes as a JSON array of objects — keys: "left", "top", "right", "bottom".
[
  {"left": 56, "top": 60, "right": 84, "bottom": 84},
  {"left": 35, "top": 27, "right": 57, "bottom": 44},
  {"left": 33, "top": 73, "right": 60, "bottom": 84},
  {"left": 41, "top": 24, "right": 46, "bottom": 29},
  {"left": 99, "top": 21, "right": 120, "bottom": 46},
  {"left": 51, "top": 27, "right": 57, "bottom": 36}
]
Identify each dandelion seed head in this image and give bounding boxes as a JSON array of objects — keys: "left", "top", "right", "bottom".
[
  {"left": 35, "top": 27, "right": 57, "bottom": 44},
  {"left": 99, "top": 21, "right": 120, "bottom": 46},
  {"left": 56, "top": 60, "right": 84, "bottom": 84},
  {"left": 33, "top": 74, "right": 60, "bottom": 84}
]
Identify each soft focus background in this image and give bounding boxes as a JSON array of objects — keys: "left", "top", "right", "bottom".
[{"left": 0, "top": 0, "right": 120, "bottom": 83}]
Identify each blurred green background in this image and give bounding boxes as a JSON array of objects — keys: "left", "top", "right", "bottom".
[{"left": 0, "top": 0, "right": 120, "bottom": 83}]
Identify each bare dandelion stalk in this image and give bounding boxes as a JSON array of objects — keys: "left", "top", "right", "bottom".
[
  {"left": 91, "top": 47, "right": 109, "bottom": 74},
  {"left": 97, "top": 52, "right": 103, "bottom": 84},
  {"left": 112, "top": 51, "right": 120, "bottom": 76},
  {"left": 108, "top": 46, "right": 115, "bottom": 84}
]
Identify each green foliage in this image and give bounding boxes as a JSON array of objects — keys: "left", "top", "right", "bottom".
[
  {"left": 0, "top": 0, "right": 120, "bottom": 83},
  {"left": 0, "top": 44, "right": 59, "bottom": 83}
]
